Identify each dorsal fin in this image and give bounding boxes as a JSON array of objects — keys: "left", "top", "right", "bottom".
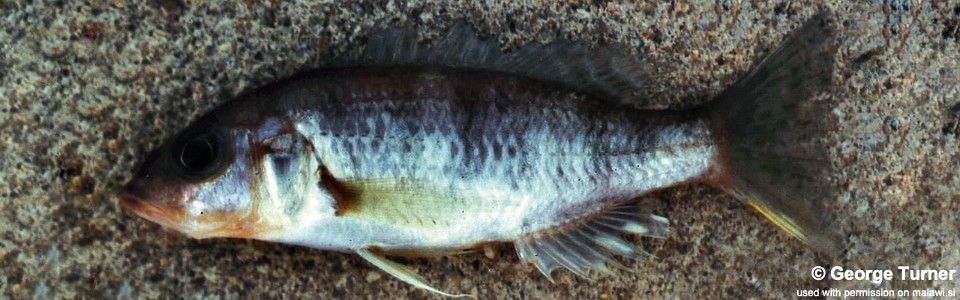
[
  {"left": 342, "top": 23, "right": 654, "bottom": 107},
  {"left": 514, "top": 200, "right": 668, "bottom": 280}
]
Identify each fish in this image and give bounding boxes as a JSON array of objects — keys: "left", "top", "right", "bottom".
[{"left": 120, "top": 13, "right": 842, "bottom": 297}]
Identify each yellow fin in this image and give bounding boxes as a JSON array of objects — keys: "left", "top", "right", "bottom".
[
  {"left": 336, "top": 178, "right": 449, "bottom": 215},
  {"left": 356, "top": 248, "right": 473, "bottom": 298},
  {"left": 334, "top": 178, "right": 488, "bottom": 229},
  {"left": 747, "top": 200, "right": 805, "bottom": 240},
  {"left": 707, "top": 12, "right": 843, "bottom": 256},
  {"left": 744, "top": 197, "right": 840, "bottom": 255}
]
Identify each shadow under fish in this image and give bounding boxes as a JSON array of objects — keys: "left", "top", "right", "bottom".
[{"left": 120, "top": 12, "right": 842, "bottom": 297}]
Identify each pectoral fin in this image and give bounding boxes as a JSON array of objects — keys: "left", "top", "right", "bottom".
[{"left": 356, "top": 248, "right": 472, "bottom": 298}]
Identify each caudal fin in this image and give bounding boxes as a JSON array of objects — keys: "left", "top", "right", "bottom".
[{"left": 707, "top": 13, "right": 842, "bottom": 255}]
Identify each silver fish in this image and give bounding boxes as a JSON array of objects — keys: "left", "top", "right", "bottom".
[{"left": 121, "top": 13, "right": 841, "bottom": 296}]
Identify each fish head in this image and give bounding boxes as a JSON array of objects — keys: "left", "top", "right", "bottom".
[{"left": 120, "top": 120, "right": 276, "bottom": 240}]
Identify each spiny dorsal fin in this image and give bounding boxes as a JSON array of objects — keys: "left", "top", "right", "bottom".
[
  {"left": 356, "top": 248, "right": 472, "bottom": 298},
  {"left": 346, "top": 23, "right": 654, "bottom": 107},
  {"left": 514, "top": 200, "right": 668, "bottom": 281}
]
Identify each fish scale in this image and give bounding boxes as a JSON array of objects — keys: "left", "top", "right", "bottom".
[{"left": 276, "top": 69, "right": 716, "bottom": 246}]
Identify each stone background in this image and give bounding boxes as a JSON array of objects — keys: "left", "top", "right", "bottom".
[{"left": 2, "top": 0, "right": 959, "bottom": 298}]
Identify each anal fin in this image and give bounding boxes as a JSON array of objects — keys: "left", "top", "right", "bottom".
[
  {"left": 514, "top": 200, "right": 668, "bottom": 280},
  {"left": 356, "top": 248, "right": 472, "bottom": 298}
]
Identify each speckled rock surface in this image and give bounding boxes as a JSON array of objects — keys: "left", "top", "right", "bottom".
[{"left": 2, "top": 1, "right": 959, "bottom": 298}]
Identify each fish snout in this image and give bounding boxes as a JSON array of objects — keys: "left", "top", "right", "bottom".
[{"left": 119, "top": 176, "right": 191, "bottom": 228}]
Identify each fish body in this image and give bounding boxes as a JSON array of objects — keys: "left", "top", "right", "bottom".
[
  {"left": 265, "top": 68, "right": 712, "bottom": 249},
  {"left": 121, "top": 14, "right": 840, "bottom": 296}
]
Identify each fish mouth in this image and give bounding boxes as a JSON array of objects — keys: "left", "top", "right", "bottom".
[
  {"left": 119, "top": 193, "right": 184, "bottom": 229},
  {"left": 120, "top": 191, "right": 267, "bottom": 240}
]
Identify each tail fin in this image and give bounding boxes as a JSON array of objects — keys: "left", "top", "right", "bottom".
[{"left": 707, "top": 13, "right": 842, "bottom": 255}]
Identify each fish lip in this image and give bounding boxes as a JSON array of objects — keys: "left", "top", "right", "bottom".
[
  {"left": 119, "top": 192, "right": 183, "bottom": 229},
  {"left": 118, "top": 193, "right": 157, "bottom": 218},
  {"left": 119, "top": 193, "right": 154, "bottom": 213},
  {"left": 118, "top": 193, "right": 140, "bottom": 211}
]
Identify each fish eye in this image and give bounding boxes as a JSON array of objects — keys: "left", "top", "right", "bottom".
[{"left": 173, "top": 127, "right": 228, "bottom": 180}]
